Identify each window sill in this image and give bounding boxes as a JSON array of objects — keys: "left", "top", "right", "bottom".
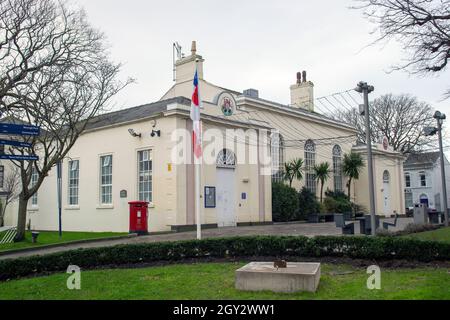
[
  {"left": 148, "top": 203, "right": 155, "bottom": 208},
  {"left": 97, "top": 205, "right": 114, "bottom": 210},
  {"left": 28, "top": 207, "right": 39, "bottom": 212},
  {"left": 65, "top": 206, "right": 80, "bottom": 210}
]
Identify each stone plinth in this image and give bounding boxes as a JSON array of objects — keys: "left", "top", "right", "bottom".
[{"left": 235, "top": 262, "right": 321, "bottom": 293}]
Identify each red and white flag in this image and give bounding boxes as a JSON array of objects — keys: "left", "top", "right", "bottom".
[{"left": 190, "top": 69, "right": 202, "bottom": 159}]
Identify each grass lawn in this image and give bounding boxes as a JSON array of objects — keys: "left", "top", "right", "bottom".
[
  {"left": 0, "top": 262, "right": 449, "bottom": 300},
  {"left": 403, "top": 226, "right": 450, "bottom": 244},
  {"left": 0, "top": 231, "right": 127, "bottom": 252}
]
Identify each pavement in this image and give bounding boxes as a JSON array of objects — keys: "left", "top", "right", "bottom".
[{"left": 0, "top": 217, "right": 413, "bottom": 260}]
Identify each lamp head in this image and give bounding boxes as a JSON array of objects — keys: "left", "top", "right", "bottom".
[
  {"left": 434, "top": 111, "right": 446, "bottom": 120},
  {"left": 354, "top": 82, "right": 364, "bottom": 93}
]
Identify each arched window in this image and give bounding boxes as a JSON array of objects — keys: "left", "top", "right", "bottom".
[
  {"left": 216, "top": 149, "right": 236, "bottom": 169},
  {"left": 383, "top": 170, "right": 390, "bottom": 183},
  {"left": 304, "top": 140, "right": 316, "bottom": 194},
  {"left": 270, "top": 132, "right": 285, "bottom": 182},
  {"left": 332, "top": 145, "right": 342, "bottom": 192}
]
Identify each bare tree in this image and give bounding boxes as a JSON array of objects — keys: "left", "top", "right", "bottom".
[
  {"left": 354, "top": 0, "right": 450, "bottom": 97},
  {"left": 0, "top": 166, "right": 20, "bottom": 227},
  {"left": 333, "top": 94, "right": 436, "bottom": 153},
  {"left": 0, "top": 0, "right": 132, "bottom": 240}
]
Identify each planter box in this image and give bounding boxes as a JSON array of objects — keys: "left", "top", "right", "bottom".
[{"left": 235, "top": 262, "right": 321, "bottom": 293}]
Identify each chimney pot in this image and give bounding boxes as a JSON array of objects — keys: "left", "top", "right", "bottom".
[
  {"left": 290, "top": 71, "right": 314, "bottom": 111},
  {"left": 191, "top": 41, "right": 197, "bottom": 55}
]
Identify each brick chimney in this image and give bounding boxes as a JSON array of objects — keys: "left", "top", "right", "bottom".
[
  {"left": 290, "top": 71, "right": 314, "bottom": 111},
  {"left": 174, "top": 41, "right": 204, "bottom": 83}
]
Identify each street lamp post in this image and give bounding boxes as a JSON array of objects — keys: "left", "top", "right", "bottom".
[
  {"left": 57, "top": 160, "right": 62, "bottom": 238},
  {"left": 355, "top": 81, "right": 376, "bottom": 236},
  {"left": 424, "top": 111, "right": 449, "bottom": 227}
]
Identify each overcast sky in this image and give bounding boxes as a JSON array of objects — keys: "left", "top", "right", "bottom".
[{"left": 75, "top": 0, "right": 450, "bottom": 146}]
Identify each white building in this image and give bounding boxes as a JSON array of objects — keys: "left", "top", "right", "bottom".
[
  {"left": 2, "top": 42, "right": 406, "bottom": 233},
  {"left": 403, "top": 151, "right": 450, "bottom": 211}
]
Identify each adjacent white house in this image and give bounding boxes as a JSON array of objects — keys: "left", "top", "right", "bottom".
[{"left": 403, "top": 151, "right": 450, "bottom": 211}]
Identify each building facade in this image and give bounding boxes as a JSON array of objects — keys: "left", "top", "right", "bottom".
[
  {"left": 403, "top": 152, "right": 450, "bottom": 211},
  {"left": 3, "top": 42, "right": 405, "bottom": 233}
]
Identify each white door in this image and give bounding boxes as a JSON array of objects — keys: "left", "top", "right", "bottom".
[
  {"left": 216, "top": 168, "right": 236, "bottom": 227},
  {"left": 383, "top": 182, "right": 391, "bottom": 216}
]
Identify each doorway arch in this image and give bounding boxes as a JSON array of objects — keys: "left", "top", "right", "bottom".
[
  {"left": 419, "top": 194, "right": 429, "bottom": 207},
  {"left": 215, "top": 149, "right": 236, "bottom": 227}
]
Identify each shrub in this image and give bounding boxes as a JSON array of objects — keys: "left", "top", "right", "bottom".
[
  {"left": 297, "top": 187, "right": 320, "bottom": 220},
  {"left": 324, "top": 190, "right": 348, "bottom": 200},
  {"left": 323, "top": 190, "right": 353, "bottom": 213},
  {"left": 375, "top": 228, "right": 395, "bottom": 237},
  {"left": 272, "top": 182, "right": 299, "bottom": 222},
  {"left": 401, "top": 223, "right": 440, "bottom": 234},
  {"left": 377, "top": 223, "right": 441, "bottom": 237},
  {"left": 0, "top": 235, "right": 449, "bottom": 281}
]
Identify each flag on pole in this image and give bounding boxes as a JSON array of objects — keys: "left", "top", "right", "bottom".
[{"left": 191, "top": 69, "right": 202, "bottom": 158}]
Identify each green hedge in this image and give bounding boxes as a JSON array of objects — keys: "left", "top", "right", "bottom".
[
  {"left": 272, "top": 182, "right": 299, "bottom": 222},
  {"left": 1, "top": 235, "right": 449, "bottom": 281}
]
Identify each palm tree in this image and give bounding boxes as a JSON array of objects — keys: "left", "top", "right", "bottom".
[
  {"left": 313, "top": 162, "right": 331, "bottom": 203},
  {"left": 283, "top": 158, "right": 304, "bottom": 187},
  {"left": 342, "top": 152, "right": 365, "bottom": 199}
]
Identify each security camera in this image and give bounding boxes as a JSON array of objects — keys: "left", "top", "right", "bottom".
[
  {"left": 151, "top": 130, "right": 161, "bottom": 137},
  {"left": 128, "top": 128, "right": 141, "bottom": 138}
]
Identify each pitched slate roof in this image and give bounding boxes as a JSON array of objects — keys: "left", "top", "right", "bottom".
[
  {"left": 85, "top": 96, "right": 191, "bottom": 131},
  {"left": 404, "top": 152, "right": 441, "bottom": 167}
]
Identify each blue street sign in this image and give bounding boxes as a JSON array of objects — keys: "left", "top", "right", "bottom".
[
  {"left": 0, "top": 139, "right": 32, "bottom": 148},
  {"left": 0, "top": 123, "right": 40, "bottom": 136},
  {"left": 0, "top": 154, "right": 39, "bottom": 161}
]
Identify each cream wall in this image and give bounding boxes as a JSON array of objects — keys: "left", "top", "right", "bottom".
[
  {"left": 194, "top": 120, "right": 271, "bottom": 226},
  {"left": 4, "top": 116, "right": 182, "bottom": 232},
  {"left": 353, "top": 146, "right": 406, "bottom": 216},
  {"left": 3, "top": 108, "right": 272, "bottom": 232}
]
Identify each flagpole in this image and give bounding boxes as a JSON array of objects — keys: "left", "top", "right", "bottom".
[
  {"left": 195, "top": 125, "right": 202, "bottom": 240},
  {"left": 194, "top": 58, "right": 202, "bottom": 240}
]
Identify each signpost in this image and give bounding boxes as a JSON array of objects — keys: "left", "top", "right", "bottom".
[
  {"left": 0, "top": 154, "right": 39, "bottom": 161},
  {"left": 0, "top": 123, "right": 40, "bottom": 136},
  {"left": 0, "top": 122, "right": 39, "bottom": 160},
  {"left": 0, "top": 139, "right": 32, "bottom": 148},
  {"left": 0, "top": 121, "right": 40, "bottom": 241}
]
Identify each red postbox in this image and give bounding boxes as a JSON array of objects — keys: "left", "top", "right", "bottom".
[{"left": 129, "top": 201, "right": 149, "bottom": 235}]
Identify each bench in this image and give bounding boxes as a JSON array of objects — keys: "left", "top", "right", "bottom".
[
  {"left": 427, "top": 211, "right": 439, "bottom": 224},
  {"left": 0, "top": 226, "right": 17, "bottom": 244},
  {"left": 334, "top": 213, "right": 354, "bottom": 235},
  {"left": 382, "top": 213, "right": 398, "bottom": 230},
  {"left": 356, "top": 215, "right": 381, "bottom": 235},
  {"left": 308, "top": 214, "right": 320, "bottom": 223}
]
